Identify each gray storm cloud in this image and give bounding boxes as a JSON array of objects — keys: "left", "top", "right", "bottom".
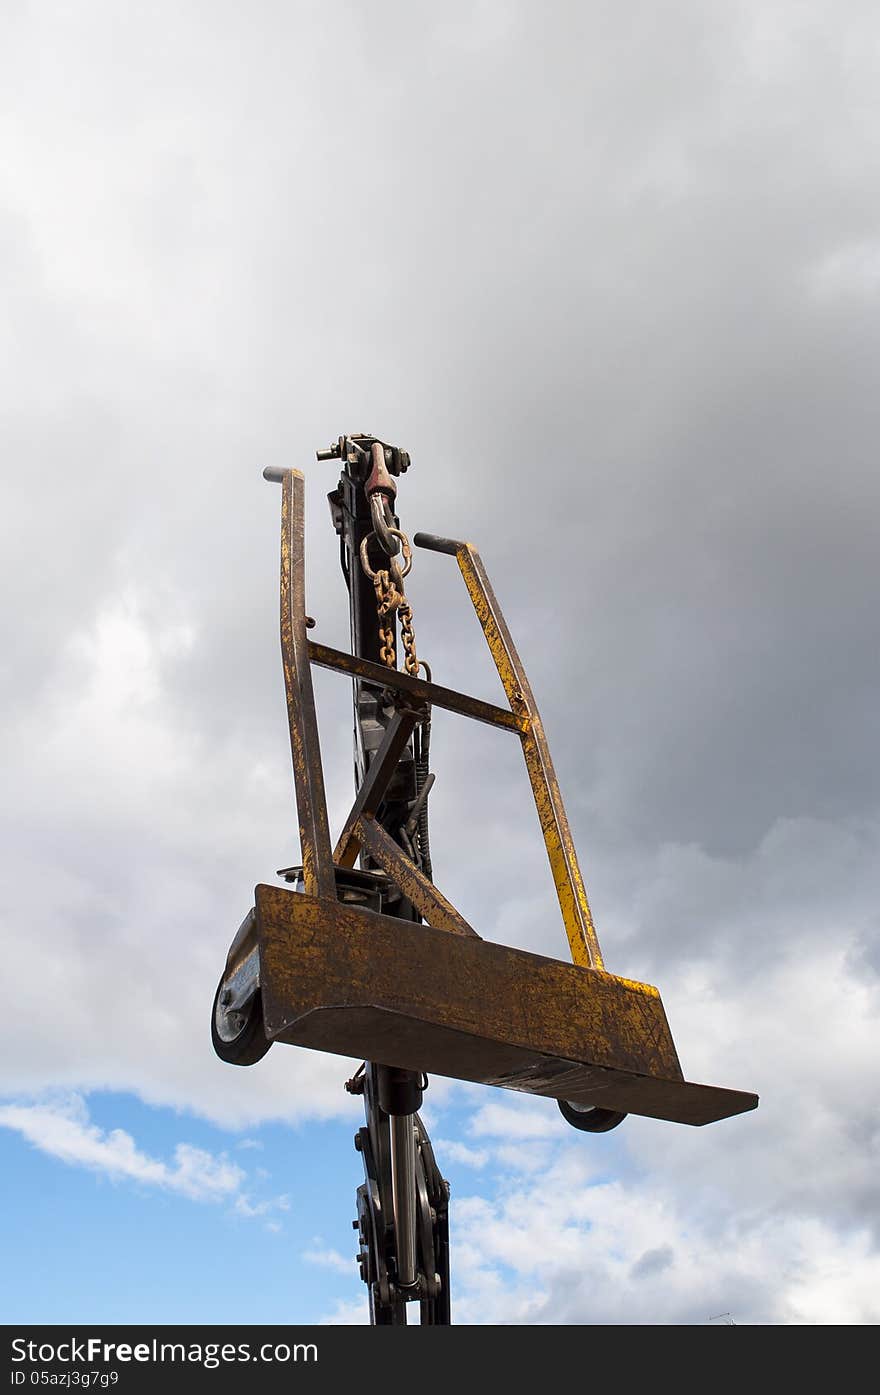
[{"left": 1, "top": 0, "right": 879, "bottom": 1322}]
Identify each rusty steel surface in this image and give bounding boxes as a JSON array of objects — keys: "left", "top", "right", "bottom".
[
  {"left": 365, "top": 439, "right": 399, "bottom": 504},
  {"left": 279, "top": 470, "right": 335, "bottom": 899},
  {"left": 251, "top": 473, "right": 757, "bottom": 1136},
  {"left": 308, "top": 640, "right": 527, "bottom": 734},
  {"left": 354, "top": 815, "right": 479, "bottom": 938},
  {"left": 414, "top": 532, "right": 604, "bottom": 972},
  {"left": 333, "top": 707, "right": 422, "bottom": 869},
  {"left": 255, "top": 886, "right": 757, "bottom": 1126}
]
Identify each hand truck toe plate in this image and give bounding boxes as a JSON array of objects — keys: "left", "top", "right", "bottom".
[{"left": 255, "top": 886, "right": 757, "bottom": 1126}]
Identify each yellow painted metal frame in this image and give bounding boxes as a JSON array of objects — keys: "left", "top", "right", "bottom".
[
  {"left": 414, "top": 534, "right": 603, "bottom": 969},
  {"left": 255, "top": 472, "right": 758, "bottom": 1126},
  {"left": 279, "top": 470, "right": 335, "bottom": 899},
  {"left": 277, "top": 474, "right": 602, "bottom": 969}
]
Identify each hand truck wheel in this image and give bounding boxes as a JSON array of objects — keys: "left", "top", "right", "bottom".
[
  {"left": 558, "top": 1099, "right": 627, "bottom": 1133},
  {"left": 211, "top": 978, "right": 272, "bottom": 1066}
]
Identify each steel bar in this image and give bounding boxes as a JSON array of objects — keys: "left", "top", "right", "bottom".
[
  {"left": 308, "top": 640, "right": 527, "bottom": 734},
  {"left": 334, "top": 708, "right": 423, "bottom": 869},
  {"left": 354, "top": 814, "right": 479, "bottom": 938},
  {"left": 331, "top": 440, "right": 432, "bottom": 1323},
  {"left": 389, "top": 1115, "right": 418, "bottom": 1290},
  {"left": 415, "top": 531, "right": 604, "bottom": 971},
  {"left": 280, "top": 470, "right": 336, "bottom": 898}
]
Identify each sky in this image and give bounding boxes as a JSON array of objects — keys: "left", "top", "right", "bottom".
[{"left": 1, "top": 0, "right": 879, "bottom": 1326}]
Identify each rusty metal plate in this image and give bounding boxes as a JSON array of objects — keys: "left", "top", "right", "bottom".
[{"left": 255, "top": 885, "right": 758, "bottom": 1126}]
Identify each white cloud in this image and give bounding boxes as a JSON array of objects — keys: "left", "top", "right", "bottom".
[
  {"left": 234, "top": 1192, "right": 290, "bottom": 1219},
  {"left": 780, "top": 1220, "right": 880, "bottom": 1325},
  {"left": 0, "top": 591, "right": 365, "bottom": 1129},
  {"left": 435, "top": 1139, "right": 489, "bottom": 1169},
  {"left": 0, "top": 1093, "right": 287, "bottom": 1229},
  {"left": 492, "top": 1142, "right": 554, "bottom": 1175},
  {"left": 806, "top": 240, "right": 880, "bottom": 299},
  {"left": 467, "top": 1100, "right": 565, "bottom": 1142},
  {"left": 0, "top": 1094, "right": 242, "bottom": 1201},
  {"left": 319, "top": 1297, "right": 370, "bottom": 1326},
  {"left": 302, "top": 1246, "right": 355, "bottom": 1276},
  {"left": 449, "top": 1138, "right": 880, "bottom": 1325}
]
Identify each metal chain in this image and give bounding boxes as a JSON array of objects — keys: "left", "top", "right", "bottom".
[
  {"left": 371, "top": 565, "right": 419, "bottom": 674},
  {"left": 360, "top": 520, "right": 431, "bottom": 881},
  {"left": 360, "top": 531, "right": 420, "bottom": 675},
  {"left": 398, "top": 596, "right": 419, "bottom": 676},
  {"left": 374, "top": 569, "right": 400, "bottom": 667}
]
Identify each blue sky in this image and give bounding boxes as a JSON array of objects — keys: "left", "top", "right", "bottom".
[
  {"left": 0, "top": 1084, "right": 635, "bottom": 1326},
  {"left": 6, "top": 1066, "right": 870, "bottom": 1326},
  {"left": 1, "top": 1090, "right": 369, "bottom": 1324}
]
